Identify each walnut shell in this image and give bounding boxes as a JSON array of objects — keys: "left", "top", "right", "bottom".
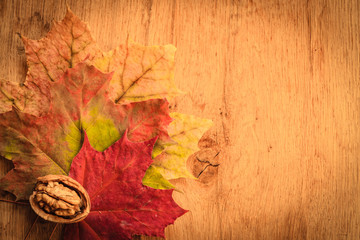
[{"left": 29, "top": 175, "right": 90, "bottom": 223}]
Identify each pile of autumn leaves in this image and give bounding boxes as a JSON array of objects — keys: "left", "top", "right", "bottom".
[{"left": 0, "top": 10, "right": 212, "bottom": 240}]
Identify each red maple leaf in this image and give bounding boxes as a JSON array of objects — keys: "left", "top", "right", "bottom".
[{"left": 64, "top": 131, "right": 187, "bottom": 239}]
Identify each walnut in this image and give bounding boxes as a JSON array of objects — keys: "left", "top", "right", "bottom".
[{"left": 29, "top": 175, "right": 90, "bottom": 223}]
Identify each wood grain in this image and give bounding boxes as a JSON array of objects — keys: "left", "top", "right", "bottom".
[{"left": 1, "top": 0, "right": 360, "bottom": 239}]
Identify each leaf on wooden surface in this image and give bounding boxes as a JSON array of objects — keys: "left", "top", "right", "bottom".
[
  {"left": 1, "top": 8, "right": 209, "bottom": 201},
  {"left": 64, "top": 132, "right": 187, "bottom": 240},
  {"left": 0, "top": 9, "right": 102, "bottom": 117},
  {"left": 2, "top": 9, "right": 181, "bottom": 118},
  {"left": 144, "top": 112, "right": 213, "bottom": 188},
  {"left": 93, "top": 41, "right": 183, "bottom": 104},
  {"left": 22, "top": 8, "right": 101, "bottom": 83},
  {"left": 0, "top": 63, "right": 172, "bottom": 200}
]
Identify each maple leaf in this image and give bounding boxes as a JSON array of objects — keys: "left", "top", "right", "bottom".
[
  {"left": 1, "top": 8, "right": 211, "bottom": 197},
  {"left": 142, "top": 165, "right": 176, "bottom": 190},
  {"left": 93, "top": 40, "right": 183, "bottom": 104},
  {"left": 22, "top": 9, "right": 101, "bottom": 82},
  {"left": 64, "top": 132, "right": 187, "bottom": 240},
  {"left": 1, "top": 9, "right": 181, "bottom": 117},
  {"left": 143, "top": 112, "right": 213, "bottom": 189},
  {"left": 0, "top": 63, "right": 172, "bottom": 200},
  {"left": 0, "top": 9, "right": 102, "bottom": 117}
]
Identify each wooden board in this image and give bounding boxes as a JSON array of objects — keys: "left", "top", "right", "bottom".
[{"left": 1, "top": 0, "right": 360, "bottom": 239}]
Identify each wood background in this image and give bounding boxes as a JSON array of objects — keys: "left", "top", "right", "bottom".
[{"left": 1, "top": 0, "right": 360, "bottom": 239}]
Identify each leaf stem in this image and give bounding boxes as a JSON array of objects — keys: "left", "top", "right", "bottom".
[
  {"left": 48, "top": 223, "right": 59, "bottom": 240},
  {"left": 24, "top": 215, "right": 39, "bottom": 240},
  {"left": 0, "top": 199, "right": 29, "bottom": 205}
]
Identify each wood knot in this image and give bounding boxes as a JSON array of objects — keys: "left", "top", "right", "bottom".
[{"left": 188, "top": 135, "right": 221, "bottom": 184}]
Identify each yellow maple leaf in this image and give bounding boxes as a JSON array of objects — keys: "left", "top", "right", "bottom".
[
  {"left": 93, "top": 41, "right": 183, "bottom": 104},
  {"left": 143, "top": 112, "right": 213, "bottom": 189}
]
